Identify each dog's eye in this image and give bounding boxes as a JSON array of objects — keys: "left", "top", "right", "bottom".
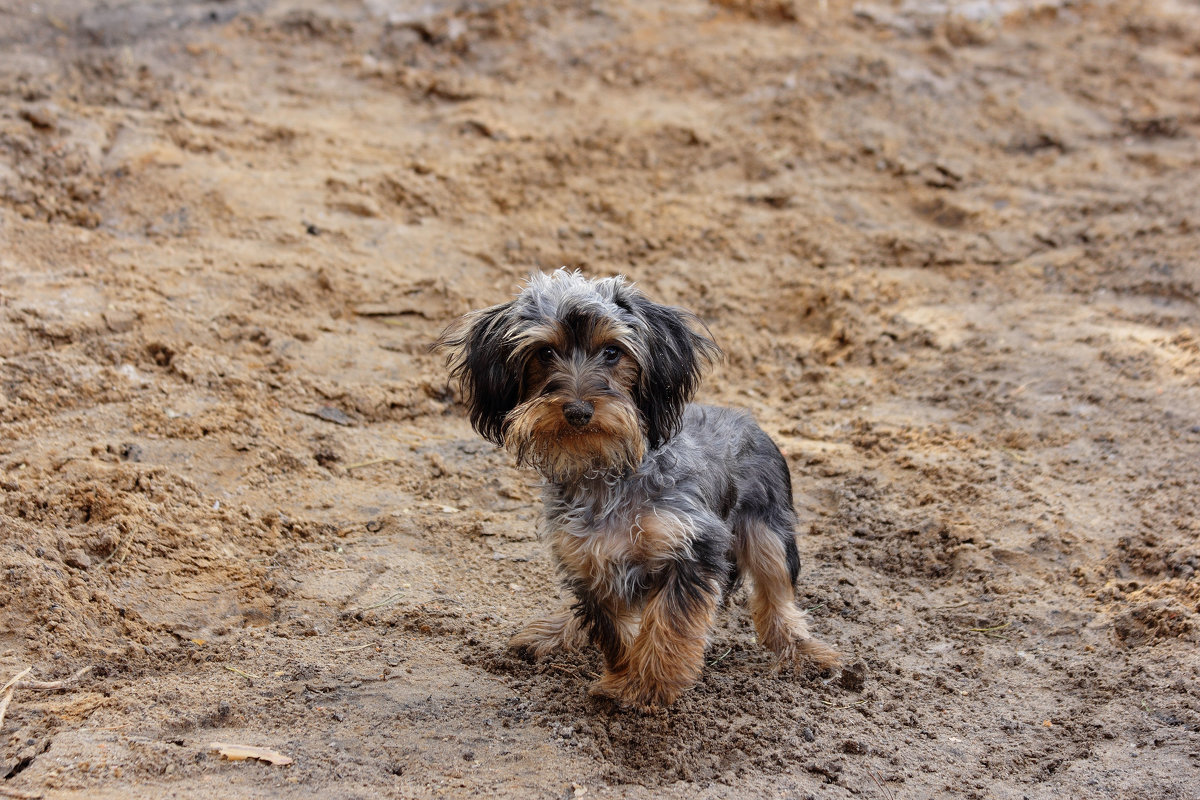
[
  {"left": 536, "top": 347, "right": 556, "bottom": 364},
  {"left": 601, "top": 345, "right": 621, "bottom": 364}
]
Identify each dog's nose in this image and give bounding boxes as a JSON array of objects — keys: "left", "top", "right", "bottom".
[{"left": 562, "top": 400, "right": 594, "bottom": 428}]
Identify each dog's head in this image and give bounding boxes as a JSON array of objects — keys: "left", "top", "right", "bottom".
[{"left": 437, "top": 269, "right": 720, "bottom": 480}]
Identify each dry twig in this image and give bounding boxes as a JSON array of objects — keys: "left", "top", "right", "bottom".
[
  {"left": 0, "top": 667, "right": 32, "bottom": 732},
  {"left": 707, "top": 647, "right": 733, "bottom": 666},
  {"left": 0, "top": 667, "right": 32, "bottom": 695},
  {"left": 0, "top": 689, "right": 17, "bottom": 732},
  {"left": 545, "top": 664, "right": 582, "bottom": 679},
  {"left": 358, "top": 590, "right": 405, "bottom": 611},
  {"left": 19, "top": 665, "right": 93, "bottom": 691},
  {"left": 224, "top": 666, "right": 263, "bottom": 681},
  {"left": 869, "top": 769, "right": 897, "bottom": 800},
  {"left": 962, "top": 621, "right": 1012, "bottom": 638},
  {"left": 345, "top": 457, "right": 399, "bottom": 471},
  {"left": 819, "top": 698, "right": 867, "bottom": 710}
]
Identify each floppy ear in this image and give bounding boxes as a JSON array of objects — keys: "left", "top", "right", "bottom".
[
  {"left": 435, "top": 301, "right": 520, "bottom": 445},
  {"left": 615, "top": 287, "right": 721, "bottom": 449}
]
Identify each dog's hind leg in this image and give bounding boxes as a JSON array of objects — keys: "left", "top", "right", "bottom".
[{"left": 734, "top": 518, "right": 840, "bottom": 669}]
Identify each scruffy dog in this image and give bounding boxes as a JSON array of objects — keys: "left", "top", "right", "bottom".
[{"left": 438, "top": 269, "right": 838, "bottom": 708}]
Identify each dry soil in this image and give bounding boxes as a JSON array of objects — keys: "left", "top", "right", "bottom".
[{"left": 1, "top": 1, "right": 1198, "bottom": 798}]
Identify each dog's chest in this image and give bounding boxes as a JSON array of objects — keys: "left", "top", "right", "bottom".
[
  {"left": 549, "top": 517, "right": 643, "bottom": 593},
  {"left": 542, "top": 486, "right": 690, "bottom": 601}
]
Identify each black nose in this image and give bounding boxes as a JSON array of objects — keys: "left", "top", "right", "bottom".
[{"left": 562, "top": 400, "right": 594, "bottom": 428}]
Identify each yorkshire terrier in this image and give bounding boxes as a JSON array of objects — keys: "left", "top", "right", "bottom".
[{"left": 438, "top": 269, "right": 839, "bottom": 708}]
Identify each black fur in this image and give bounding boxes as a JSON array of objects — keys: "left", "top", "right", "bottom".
[
  {"left": 568, "top": 578, "right": 627, "bottom": 670},
  {"left": 615, "top": 284, "right": 721, "bottom": 449},
  {"left": 658, "top": 529, "right": 728, "bottom": 624},
  {"left": 438, "top": 301, "right": 520, "bottom": 445}
]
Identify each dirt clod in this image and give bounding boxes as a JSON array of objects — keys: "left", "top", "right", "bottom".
[{"left": 839, "top": 661, "right": 867, "bottom": 692}]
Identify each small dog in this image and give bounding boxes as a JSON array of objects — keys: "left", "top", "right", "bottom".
[{"left": 438, "top": 269, "right": 838, "bottom": 708}]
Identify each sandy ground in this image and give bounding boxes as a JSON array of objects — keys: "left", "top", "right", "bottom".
[{"left": 1, "top": 0, "right": 1198, "bottom": 797}]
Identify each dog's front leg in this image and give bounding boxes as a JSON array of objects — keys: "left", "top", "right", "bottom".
[
  {"left": 591, "top": 564, "right": 723, "bottom": 709},
  {"left": 559, "top": 586, "right": 636, "bottom": 696}
]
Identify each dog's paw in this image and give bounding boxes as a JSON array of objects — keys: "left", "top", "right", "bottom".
[
  {"left": 507, "top": 630, "right": 556, "bottom": 660},
  {"left": 508, "top": 610, "right": 585, "bottom": 659},
  {"left": 507, "top": 639, "right": 543, "bottom": 662},
  {"left": 587, "top": 670, "right": 636, "bottom": 702},
  {"left": 588, "top": 672, "right": 678, "bottom": 711},
  {"left": 777, "top": 636, "right": 842, "bottom": 673}
]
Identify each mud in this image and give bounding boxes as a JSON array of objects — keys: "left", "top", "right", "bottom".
[{"left": 1, "top": 0, "right": 1198, "bottom": 798}]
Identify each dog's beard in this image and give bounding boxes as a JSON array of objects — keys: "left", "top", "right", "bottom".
[{"left": 503, "top": 396, "right": 646, "bottom": 482}]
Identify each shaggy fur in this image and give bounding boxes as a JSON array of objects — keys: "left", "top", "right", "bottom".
[{"left": 438, "top": 269, "right": 838, "bottom": 708}]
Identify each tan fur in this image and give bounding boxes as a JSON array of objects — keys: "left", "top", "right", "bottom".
[
  {"left": 541, "top": 509, "right": 715, "bottom": 708},
  {"left": 511, "top": 321, "right": 568, "bottom": 365},
  {"left": 606, "top": 355, "right": 641, "bottom": 396},
  {"left": 590, "top": 576, "right": 721, "bottom": 708},
  {"left": 502, "top": 320, "right": 646, "bottom": 481},
  {"left": 504, "top": 395, "right": 645, "bottom": 479},
  {"left": 509, "top": 603, "right": 589, "bottom": 657},
  {"left": 587, "top": 600, "right": 640, "bottom": 683},
  {"left": 736, "top": 522, "right": 841, "bottom": 669}
]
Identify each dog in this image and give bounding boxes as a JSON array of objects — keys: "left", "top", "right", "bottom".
[{"left": 438, "top": 269, "right": 839, "bottom": 708}]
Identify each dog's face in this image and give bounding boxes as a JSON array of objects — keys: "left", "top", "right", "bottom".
[{"left": 438, "top": 270, "right": 720, "bottom": 480}]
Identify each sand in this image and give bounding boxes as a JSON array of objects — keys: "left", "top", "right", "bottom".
[{"left": 1, "top": 1, "right": 1198, "bottom": 797}]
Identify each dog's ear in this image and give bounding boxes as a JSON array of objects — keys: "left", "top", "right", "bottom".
[
  {"left": 614, "top": 286, "right": 721, "bottom": 448},
  {"left": 435, "top": 301, "right": 520, "bottom": 445}
]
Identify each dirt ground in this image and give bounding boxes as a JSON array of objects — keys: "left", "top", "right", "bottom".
[{"left": 1, "top": 0, "right": 1198, "bottom": 797}]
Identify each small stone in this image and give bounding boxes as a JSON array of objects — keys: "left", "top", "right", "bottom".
[
  {"left": 801, "top": 726, "right": 815, "bottom": 742},
  {"left": 840, "top": 660, "right": 867, "bottom": 692},
  {"left": 64, "top": 549, "right": 92, "bottom": 570},
  {"left": 842, "top": 739, "right": 869, "bottom": 755},
  {"left": 103, "top": 311, "right": 136, "bottom": 333},
  {"left": 314, "top": 406, "right": 354, "bottom": 426},
  {"left": 20, "top": 103, "right": 58, "bottom": 130}
]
